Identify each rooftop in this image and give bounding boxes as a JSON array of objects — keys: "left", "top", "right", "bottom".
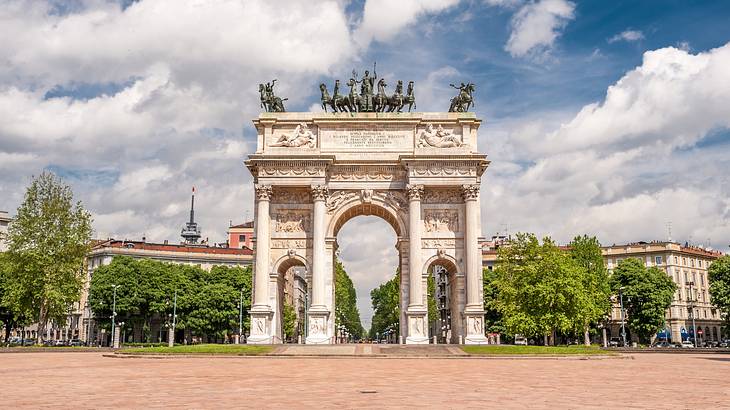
[
  {"left": 230, "top": 221, "right": 254, "bottom": 229},
  {"left": 92, "top": 239, "right": 252, "bottom": 255}
]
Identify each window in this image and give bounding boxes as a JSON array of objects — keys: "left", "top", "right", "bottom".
[
  {"left": 682, "top": 257, "right": 687, "bottom": 266},
  {"left": 684, "top": 272, "right": 688, "bottom": 283},
  {"left": 674, "top": 256, "right": 678, "bottom": 264},
  {"left": 239, "top": 234, "right": 246, "bottom": 241},
  {"left": 690, "top": 259, "right": 695, "bottom": 267},
  {"left": 655, "top": 256, "right": 663, "bottom": 265},
  {"left": 699, "top": 260, "right": 703, "bottom": 268},
  {"left": 700, "top": 274, "right": 704, "bottom": 286}
]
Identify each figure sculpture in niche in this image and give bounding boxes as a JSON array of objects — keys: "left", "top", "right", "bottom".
[
  {"left": 418, "top": 123, "right": 462, "bottom": 148},
  {"left": 269, "top": 122, "right": 315, "bottom": 148}
]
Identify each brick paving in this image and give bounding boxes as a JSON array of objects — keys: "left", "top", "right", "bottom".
[{"left": 3, "top": 352, "right": 729, "bottom": 408}]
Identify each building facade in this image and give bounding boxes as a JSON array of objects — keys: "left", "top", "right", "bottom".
[
  {"left": 228, "top": 221, "right": 254, "bottom": 249},
  {"left": 0, "top": 210, "right": 11, "bottom": 252},
  {"left": 603, "top": 241, "right": 724, "bottom": 344}
]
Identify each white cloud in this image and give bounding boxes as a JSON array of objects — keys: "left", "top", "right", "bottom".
[
  {"left": 481, "top": 43, "right": 730, "bottom": 250},
  {"left": 505, "top": 0, "right": 575, "bottom": 58},
  {"left": 354, "top": 0, "right": 460, "bottom": 48},
  {"left": 608, "top": 29, "right": 644, "bottom": 43}
]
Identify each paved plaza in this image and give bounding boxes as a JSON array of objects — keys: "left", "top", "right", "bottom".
[{"left": 3, "top": 352, "right": 730, "bottom": 408}]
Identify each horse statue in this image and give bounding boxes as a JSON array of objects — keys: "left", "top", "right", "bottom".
[
  {"left": 404, "top": 81, "right": 416, "bottom": 112},
  {"left": 346, "top": 78, "right": 361, "bottom": 112},
  {"left": 448, "top": 82, "right": 475, "bottom": 112},
  {"left": 259, "top": 80, "right": 287, "bottom": 112},
  {"left": 386, "top": 80, "right": 404, "bottom": 112},
  {"left": 319, "top": 83, "right": 336, "bottom": 113},
  {"left": 374, "top": 78, "right": 388, "bottom": 112}
]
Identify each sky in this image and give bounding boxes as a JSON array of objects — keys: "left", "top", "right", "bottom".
[{"left": 1, "top": 0, "right": 730, "bottom": 329}]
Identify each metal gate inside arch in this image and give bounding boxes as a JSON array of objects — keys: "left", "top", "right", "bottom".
[{"left": 245, "top": 112, "right": 489, "bottom": 344}]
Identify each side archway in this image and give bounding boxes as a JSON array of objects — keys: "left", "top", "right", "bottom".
[
  {"left": 272, "top": 252, "right": 310, "bottom": 343},
  {"left": 423, "top": 254, "right": 463, "bottom": 344}
]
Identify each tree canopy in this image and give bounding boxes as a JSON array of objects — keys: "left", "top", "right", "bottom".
[
  {"left": 493, "top": 233, "right": 597, "bottom": 343},
  {"left": 610, "top": 258, "right": 676, "bottom": 343},
  {"left": 89, "top": 256, "right": 252, "bottom": 342},
  {"left": 334, "top": 260, "right": 364, "bottom": 339},
  {"left": 568, "top": 235, "right": 612, "bottom": 344},
  {"left": 2, "top": 172, "right": 92, "bottom": 343},
  {"left": 707, "top": 255, "right": 730, "bottom": 338},
  {"left": 369, "top": 270, "right": 400, "bottom": 340}
]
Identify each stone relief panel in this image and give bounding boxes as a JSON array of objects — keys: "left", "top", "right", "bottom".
[
  {"left": 309, "top": 317, "right": 325, "bottom": 336},
  {"left": 423, "top": 188, "right": 463, "bottom": 204},
  {"left": 326, "top": 189, "right": 408, "bottom": 214},
  {"left": 416, "top": 123, "right": 462, "bottom": 148},
  {"left": 421, "top": 239, "right": 456, "bottom": 248},
  {"left": 423, "top": 210, "right": 459, "bottom": 233},
  {"left": 271, "top": 189, "right": 311, "bottom": 203},
  {"left": 257, "top": 161, "right": 325, "bottom": 177},
  {"left": 269, "top": 122, "right": 316, "bottom": 148},
  {"left": 273, "top": 210, "right": 311, "bottom": 233}
]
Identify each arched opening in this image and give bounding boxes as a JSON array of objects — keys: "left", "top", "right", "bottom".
[
  {"left": 331, "top": 202, "right": 404, "bottom": 344},
  {"left": 274, "top": 255, "right": 308, "bottom": 343},
  {"left": 424, "top": 256, "right": 461, "bottom": 344}
]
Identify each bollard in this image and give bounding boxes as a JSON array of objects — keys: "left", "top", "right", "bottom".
[
  {"left": 167, "top": 328, "right": 174, "bottom": 347},
  {"left": 458, "top": 335, "right": 463, "bottom": 345},
  {"left": 433, "top": 336, "right": 437, "bottom": 344}
]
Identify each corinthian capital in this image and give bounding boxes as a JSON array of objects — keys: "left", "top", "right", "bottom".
[
  {"left": 255, "top": 184, "right": 273, "bottom": 200},
  {"left": 461, "top": 184, "right": 480, "bottom": 201},
  {"left": 311, "top": 185, "right": 329, "bottom": 201},
  {"left": 406, "top": 184, "right": 424, "bottom": 201}
]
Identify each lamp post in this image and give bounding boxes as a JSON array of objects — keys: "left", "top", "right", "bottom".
[
  {"left": 110, "top": 285, "right": 120, "bottom": 348},
  {"left": 169, "top": 289, "right": 178, "bottom": 347},
  {"left": 238, "top": 288, "right": 243, "bottom": 344},
  {"left": 619, "top": 286, "right": 627, "bottom": 348},
  {"left": 687, "top": 281, "right": 697, "bottom": 348}
]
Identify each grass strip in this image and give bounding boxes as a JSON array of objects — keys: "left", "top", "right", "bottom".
[
  {"left": 120, "top": 344, "right": 273, "bottom": 355},
  {"left": 461, "top": 345, "right": 615, "bottom": 356}
]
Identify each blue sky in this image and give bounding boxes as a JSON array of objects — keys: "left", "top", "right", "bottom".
[{"left": 1, "top": 0, "right": 729, "bottom": 327}]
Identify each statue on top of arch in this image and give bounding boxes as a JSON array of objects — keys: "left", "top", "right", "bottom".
[{"left": 319, "top": 62, "right": 416, "bottom": 113}]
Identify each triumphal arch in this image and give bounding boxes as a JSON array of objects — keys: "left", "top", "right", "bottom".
[{"left": 245, "top": 111, "right": 489, "bottom": 344}]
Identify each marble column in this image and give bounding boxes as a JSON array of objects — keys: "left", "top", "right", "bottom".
[
  {"left": 406, "top": 184, "right": 428, "bottom": 344},
  {"left": 462, "top": 184, "right": 488, "bottom": 344},
  {"left": 307, "top": 185, "right": 331, "bottom": 344},
  {"left": 249, "top": 184, "right": 273, "bottom": 344}
]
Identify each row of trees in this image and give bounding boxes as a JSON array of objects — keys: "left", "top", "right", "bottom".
[
  {"left": 485, "top": 233, "right": 680, "bottom": 344},
  {"left": 89, "top": 256, "right": 251, "bottom": 342},
  {"left": 334, "top": 260, "right": 365, "bottom": 339}
]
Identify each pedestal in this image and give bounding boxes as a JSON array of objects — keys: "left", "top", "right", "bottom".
[
  {"left": 167, "top": 328, "right": 174, "bottom": 347},
  {"left": 247, "top": 309, "right": 274, "bottom": 344},
  {"left": 405, "top": 309, "right": 429, "bottom": 344},
  {"left": 305, "top": 309, "right": 331, "bottom": 344},
  {"left": 112, "top": 325, "right": 121, "bottom": 349},
  {"left": 464, "top": 311, "right": 489, "bottom": 345}
]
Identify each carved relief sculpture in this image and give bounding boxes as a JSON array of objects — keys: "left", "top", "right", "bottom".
[
  {"left": 273, "top": 211, "right": 311, "bottom": 232},
  {"left": 255, "top": 184, "right": 273, "bottom": 200},
  {"left": 406, "top": 184, "right": 424, "bottom": 201},
  {"left": 272, "top": 189, "right": 310, "bottom": 203},
  {"left": 311, "top": 185, "right": 329, "bottom": 201},
  {"left": 326, "top": 190, "right": 358, "bottom": 213},
  {"left": 424, "top": 188, "right": 463, "bottom": 204},
  {"left": 424, "top": 210, "right": 460, "bottom": 232},
  {"left": 417, "top": 123, "right": 462, "bottom": 148},
  {"left": 461, "top": 184, "right": 480, "bottom": 201},
  {"left": 269, "top": 122, "right": 316, "bottom": 148}
]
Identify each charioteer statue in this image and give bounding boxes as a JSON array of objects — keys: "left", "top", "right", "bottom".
[
  {"left": 259, "top": 79, "right": 288, "bottom": 112},
  {"left": 448, "top": 82, "right": 475, "bottom": 112},
  {"left": 318, "top": 63, "right": 416, "bottom": 113}
]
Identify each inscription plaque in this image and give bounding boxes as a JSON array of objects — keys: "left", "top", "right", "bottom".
[{"left": 320, "top": 125, "right": 412, "bottom": 151}]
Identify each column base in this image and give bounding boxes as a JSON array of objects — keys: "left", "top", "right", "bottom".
[
  {"left": 306, "top": 308, "right": 331, "bottom": 344},
  {"left": 405, "top": 308, "right": 429, "bottom": 345},
  {"left": 248, "top": 307, "right": 274, "bottom": 344},
  {"left": 464, "top": 310, "right": 488, "bottom": 345}
]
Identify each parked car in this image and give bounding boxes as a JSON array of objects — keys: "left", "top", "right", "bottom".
[
  {"left": 514, "top": 335, "right": 528, "bottom": 345},
  {"left": 704, "top": 340, "right": 719, "bottom": 348},
  {"left": 680, "top": 340, "right": 695, "bottom": 348},
  {"left": 53, "top": 339, "right": 67, "bottom": 347},
  {"left": 720, "top": 340, "right": 730, "bottom": 348},
  {"left": 23, "top": 338, "right": 36, "bottom": 346},
  {"left": 68, "top": 339, "right": 83, "bottom": 347},
  {"left": 608, "top": 337, "right": 623, "bottom": 347},
  {"left": 652, "top": 341, "right": 673, "bottom": 348}
]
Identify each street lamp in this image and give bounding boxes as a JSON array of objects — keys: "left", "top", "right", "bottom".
[
  {"left": 619, "top": 286, "right": 627, "bottom": 348},
  {"left": 110, "top": 285, "right": 121, "bottom": 348},
  {"left": 687, "top": 281, "right": 697, "bottom": 348},
  {"left": 238, "top": 288, "right": 243, "bottom": 344}
]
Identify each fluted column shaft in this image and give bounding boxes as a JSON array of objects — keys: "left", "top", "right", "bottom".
[
  {"left": 311, "top": 185, "right": 328, "bottom": 308},
  {"left": 253, "top": 185, "right": 272, "bottom": 308},
  {"left": 463, "top": 184, "right": 481, "bottom": 307},
  {"left": 407, "top": 185, "right": 424, "bottom": 308}
]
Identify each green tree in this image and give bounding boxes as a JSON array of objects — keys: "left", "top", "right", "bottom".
[
  {"left": 369, "top": 270, "right": 400, "bottom": 340},
  {"left": 482, "top": 267, "right": 505, "bottom": 336},
  {"left": 334, "top": 260, "right": 364, "bottom": 339},
  {"left": 282, "top": 302, "right": 297, "bottom": 341},
  {"left": 610, "top": 258, "right": 676, "bottom": 343},
  {"left": 3, "top": 172, "right": 93, "bottom": 344},
  {"left": 569, "top": 235, "right": 612, "bottom": 345},
  {"left": 494, "top": 233, "right": 589, "bottom": 345},
  {"left": 707, "top": 255, "right": 730, "bottom": 338},
  {"left": 1, "top": 253, "right": 30, "bottom": 344},
  {"left": 427, "top": 274, "right": 438, "bottom": 324}
]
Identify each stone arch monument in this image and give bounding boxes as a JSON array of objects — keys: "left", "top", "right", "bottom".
[{"left": 245, "top": 112, "right": 489, "bottom": 344}]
